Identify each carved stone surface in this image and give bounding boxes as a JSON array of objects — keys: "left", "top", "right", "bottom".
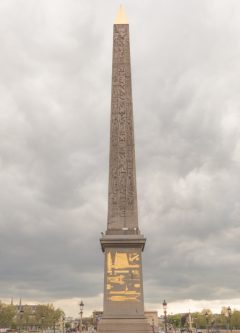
[{"left": 107, "top": 24, "right": 138, "bottom": 233}]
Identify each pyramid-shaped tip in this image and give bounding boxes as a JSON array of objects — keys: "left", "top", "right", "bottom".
[{"left": 115, "top": 5, "right": 128, "bottom": 24}]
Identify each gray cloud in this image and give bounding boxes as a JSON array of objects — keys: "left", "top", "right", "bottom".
[{"left": 0, "top": 0, "right": 240, "bottom": 309}]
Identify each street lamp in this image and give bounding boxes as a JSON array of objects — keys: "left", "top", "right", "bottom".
[
  {"left": 173, "top": 319, "right": 177, "bottom": 333},
  {"left": 62, "top": 315, "right": 65, "bottom": 333},
  {"left": 96, "top": 315, "right": 100, "bottom": 330},
  {"left": 204, "top": 312, "right": 209, "bottom": 333},
  {"left": 151, "top": 318, "right": 155, "bottom": 333},
  {"left": 19, "top": 307, "right": 24, "bottom": 333},
  {"left": 188, "top": 311, "right": 193, "bottom": 333},
  {"left": 192, "top": 316, "right": 198, "bottom": 333},
  {"left": 79, "top": 301, "right": 84, "bottom": 333},
  {"left": 227, "top": 306, "right": 232, "bottom": 333},
  {"left": 163, "top": 300, "right": 167, "bottom": 333},
  {"left": 41, "top": 315, "right": 45, "bottom": 333}
]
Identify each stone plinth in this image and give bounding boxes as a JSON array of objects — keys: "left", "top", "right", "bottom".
[{"left": 97, "top": 317, "right": 152, "bottom": 333}]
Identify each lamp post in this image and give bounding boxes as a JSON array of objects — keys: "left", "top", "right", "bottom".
[
  {"left": 193, "top": 317, "right": 198, "bottom": 333},
  {"left": 62, "top": 316, "right": 65, "bottom": 333},
  {"left": 227, "top": 306, "right": 232, "bottom": 333},
  {"left": 96, "top": 315, "right": 100, "bottom": 331},
  {"left": 163, "top": 300, "right": 167, "bottom": 333},
  {"left": 173, "top": 319, "right": 177, "bottom": 333},
  {"left": 151, "top": 318, "right": 155, "bottom": 333},
  {"left": 79, "top": 301, "right": 84, "bottom": 333},
  {"left": 204, "top": 312, "right": 209, "bottom": 333},
  {"left": 41, "top": 315, "right": 45, "bottom": 333},
  {"left": 188, "top": 311, "right": 194, "bottom": 333},
  {"left": 19, "top": 307, "right": 24, "bottom": 333}
]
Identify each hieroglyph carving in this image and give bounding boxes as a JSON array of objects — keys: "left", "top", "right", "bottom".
[{"left": 108, "top": 25, "right": 138, "bottom": 230}]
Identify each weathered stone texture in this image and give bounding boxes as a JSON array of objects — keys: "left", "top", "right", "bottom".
[{"left": 107, "top": 24, "right": 139, "bottom": 233}]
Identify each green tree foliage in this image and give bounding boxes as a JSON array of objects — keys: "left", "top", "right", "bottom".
[
  {"left": 35, "top": 304, "right": 64, "bottom": 328},
  {"left": 168, "top": 314, "right": 181, "bottom": 329},
  {"left": 65, "top": 322, "right": 71, "bottom": 329},
  {"left": 0, "top": 304, "right": 16, "bottom": 328},
  {"left": 192, "top": 312, "right": 206, "bottom": 329},
  {"left": 167, "top": 309, "right": 240, "bottom": 330},
  {"left": 232, "top": 310, "right": 240, "bottom": 329},
  {"left": 0, "top": 302, "right": 64, "bottom": 329}
]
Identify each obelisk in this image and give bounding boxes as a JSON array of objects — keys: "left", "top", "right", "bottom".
[{"left": 98, "top": 6, "right": 152, "bottom": 333}]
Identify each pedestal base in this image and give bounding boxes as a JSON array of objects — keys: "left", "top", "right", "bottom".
[{"left": 97, "top": 317, "right": 153, "bottom": 333}]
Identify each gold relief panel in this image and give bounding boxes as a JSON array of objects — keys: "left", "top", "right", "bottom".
[{"left": 106, "top": 250, "right": 142, "bottom": 302}]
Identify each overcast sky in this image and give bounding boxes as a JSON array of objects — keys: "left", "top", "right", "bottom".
[{"left": 0, "top": 0, "right": 240, "bottom": 317}]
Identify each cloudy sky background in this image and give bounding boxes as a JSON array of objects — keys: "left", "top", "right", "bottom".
[{"left": 0, "top": 0, "right": 240, "bottom": 317}]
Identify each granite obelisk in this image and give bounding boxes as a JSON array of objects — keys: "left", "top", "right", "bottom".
[{"left": 98, "top": 6, "right": 152, "bottom": 333}]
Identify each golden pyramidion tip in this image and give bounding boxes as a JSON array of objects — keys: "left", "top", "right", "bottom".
[{"left": 115, "top": 5, "right": 128, "bottom": 24}]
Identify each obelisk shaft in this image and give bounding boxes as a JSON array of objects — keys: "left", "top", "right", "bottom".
[
  {"left": 107, "top": 23, "right": 139, "bottom": 234},
  {"left": 98, "top": 7, "right": 152, "bottom": 332}
]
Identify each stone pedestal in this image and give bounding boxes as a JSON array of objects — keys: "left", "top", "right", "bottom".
[
  {"left": 97, "top": 317, "right": 152, "bottom": 333},
  {"left": 98, "top": 236, "right": 152, "bottom": 333}
]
